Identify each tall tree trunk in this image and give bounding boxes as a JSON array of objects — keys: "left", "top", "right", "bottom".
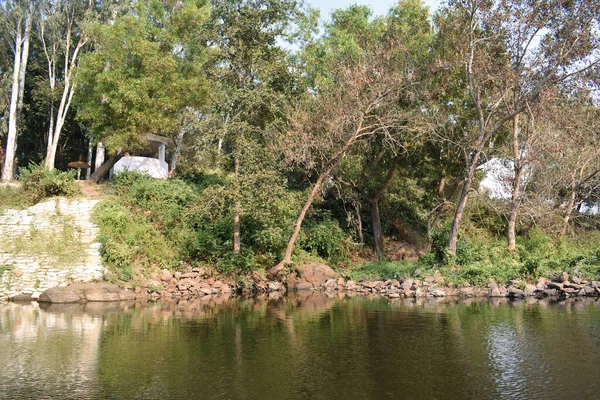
[
  {"left": 447, "top": 152, "right": 481, "bottom": 254},
  {"left": 1, "top": 17, "right": 22, "bottom": 182},
  {"left": 370, "top": 199, "right": 384, "bottom": 261},
  {"left": 2, "top": 7, "right": 32, "bottom": 182},
  {"left": 268, "top": 170, "right": 329, "bottom": 278},
  {"left": 233, "top": 157, "right": 241, "bottom": 254},
  {"left": 507, "top": 114, "right": 522, "bottom": 251},
  {"left": 45, "top": 28, "right": 86, "bottom": 170},
  {"left": 86, "top": 140, "right": 93, "bottom": 179},
  {"left": 355, "top": 202, "right": 363, "bottom": 245},
  {"left": 368, "top": 158, "right": 398, "bottom": 261}
]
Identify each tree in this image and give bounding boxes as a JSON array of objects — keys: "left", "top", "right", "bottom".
[
  {"left": 435, "top": 0, "right": 600, "bottom": 254},
  {"left": 76, "top": 0, "right": 210, "bottom": 152},
  {"left": 1, "top": 0, "right": 34, "bottom": 181},
  {"left": 203, "top": 0, "right": 302, "bottom": 254},
  {"left": 39, "top": 0, "right": 92, "bottom": 170},
  {"left": 269, "top": 10, "right": 428, "bottom": 274}
]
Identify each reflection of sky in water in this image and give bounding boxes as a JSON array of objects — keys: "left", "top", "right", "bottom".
[{"left": 487, "top": 323, "right": 529, "bottom": 397}]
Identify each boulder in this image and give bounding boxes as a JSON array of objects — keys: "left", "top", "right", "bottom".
[
  {"left": 160, "top": 269, "right": 172, "bottom": 282},
  {"left": 38, "top": 287, "right": 83, "bottom": 303},
  {"left": 84, "top": 285, "right": 121, "bottom": 302},
  {"left": 556, "top": 272, "right": 569, "bottom": 283},
  {"left": 294, "top": 263, "right": 339, "bottom": 290},
  {"left": 524, "top": 284, "right": 537, "bottom": 296}
]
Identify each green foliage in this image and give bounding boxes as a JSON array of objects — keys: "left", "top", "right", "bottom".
[
  {"left": 94, "top": 171, "right": 354, "bottom": 280},
  {"left": 19, "top": 163, "right": 81, "bottom": 204},
  {"left": 348, "top": 261, "right": 419, "bottom": 281}
]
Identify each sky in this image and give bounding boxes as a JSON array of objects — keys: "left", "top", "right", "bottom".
[{"left": 306, "top": 0, "right": 442, "bottom": 20}]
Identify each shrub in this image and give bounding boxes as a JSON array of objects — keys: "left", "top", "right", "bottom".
[{"left": 20, "top": 163, "right": 80, "bottom": 203}]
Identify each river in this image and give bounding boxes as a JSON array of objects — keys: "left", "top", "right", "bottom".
[{"left": 1, "top": 293, "right": 599, "bottom": 399}]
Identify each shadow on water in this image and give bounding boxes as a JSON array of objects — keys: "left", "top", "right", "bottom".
[{"left": 1, "top": 294, "right": 599, "bottom": 399}]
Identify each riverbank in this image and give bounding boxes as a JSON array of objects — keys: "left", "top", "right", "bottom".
[{"left": 7, "top": 262, "right": 597, "bottom": 305}]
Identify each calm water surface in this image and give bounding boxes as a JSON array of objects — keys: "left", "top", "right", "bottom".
[{"left": 1, "top": 293, "right": 599, "bottom": 399}]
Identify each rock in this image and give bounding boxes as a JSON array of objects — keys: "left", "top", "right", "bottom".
[
  {"left": 388, "top": 293, "right": 400, "bottom": 298},
  {"left": 547, "top": 282, "right": 563, "bottom": 290},
  {"left": 460, "top": 287, "right": 474, "bottom": 297},
  {"left": 488, "top": 283, "right": 502, "bottom": 297},
  {"left": 119, "top": 290, "right": 136, "bottom": 301},
  {"left": 84, "top": 285, "right": 121, "bottom": 302},
  {"left": 424, "top": 276, "right": 434, "bottom": 284},
  {"left": 544, "top": 289, "right": 558, "bottom": 297},
  {"left": 362, "top": 281, "right": 378, "bottom": 289},
  {"left": 390, "top": 279, "right": 400, "bottom": 287},
  {"left": 294, "top": 263, "right": 339, "bottom": 289},
  {"left": 268, "top": 282, "right": 282, "bottom": 292},
  {"left": 433, "top": 276, "right": 445, "bottom": 284},
  {"left": 220, "top": 284, "right": 232, "bottom": 293},
  {"left": 524, "top": 284, "right": 537, "bottom": 296},
  {"left": 200, "top": 288, "right": 212, "bottom": 295},
  {"left": 337, "top": 278, "right": 345, "bottom": 285},
  {"left": 537, "top": 277, "right": 549, "bottom": 286},
  {"left": 431, "top": 289, "right": 446, "bottom": 297},
  {"left": 572, "top": 276, "right": 582, "bottom": 285},
  {"left": 38, "top": 287, "right": 82, "bottom": 303},
  {"left": 508, "top": 286, "right": 525, "bottom": 297},
  {"left": 556, "top": 272, "right": 569, "bottom": 283},
  {"left": 160, "top": 269, "right": 172, "bottom": 282},
  {"left": 13, "top": 269, "right": 23, "bottom": 278},
  {"left": 591, "top": 281, "right": 600, "bottom": 288},
  {"left": 174, "top": 271, "right": 182, "bottom": 280},
  {"left": 401, "top": 279, "right": 414, "bottom": 290}
]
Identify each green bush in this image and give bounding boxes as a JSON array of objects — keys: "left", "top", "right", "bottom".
[
  {"left": 347, "top": 261, "right": 419, "bottom": 281},
  {"left": 20, "top": 163, "right": 80, "bottom": 203}
]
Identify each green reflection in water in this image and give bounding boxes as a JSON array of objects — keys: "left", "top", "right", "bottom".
[{"left": 1, "top": 294, "right": 599, "bottom": 400}]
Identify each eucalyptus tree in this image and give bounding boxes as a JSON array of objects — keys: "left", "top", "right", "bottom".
[
  {"left": 39, "top": 0, "right": 93, "bottom": 170},
  {"left": 1, "top": 0, "right": 34, "bottom": 181},
  {"left": 435, "top": 0, "right": 600, "bottom": 254}
]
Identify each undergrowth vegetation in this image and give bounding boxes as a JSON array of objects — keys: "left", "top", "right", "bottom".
[
  {"left": 92, "top": 172, "right": 600, "bottom": 286},
  {"left": 93, "top": 171, "right": 357, "bottom": 281},
  {"left": 0, "top": 163, "right": 81, "bottom": 211}
]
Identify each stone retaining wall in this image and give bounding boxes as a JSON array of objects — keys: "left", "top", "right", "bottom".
[{"left": 0, "top": 198, "right": 105, "bottom": 301}]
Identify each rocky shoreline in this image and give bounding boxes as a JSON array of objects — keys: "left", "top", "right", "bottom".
[{"left": 6, "top": 263, "right": 597, "bottom": 304}]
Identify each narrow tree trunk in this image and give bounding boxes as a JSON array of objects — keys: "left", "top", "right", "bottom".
[
  {"left": 86, "top": 140, "right": 93, "bottom": 179},
  {"left": 268, "top": 171, "right": 329, "bottom": 277},
  {"left": 560, "top": 188, "right": 577, "bottom": 237},
  {"left": 447, "top": 152, "right": 481, "bottom": 254},
  {"left": 370, "top": 199, "right": 384, "bottom": 261},
  {"left": 45, "top": 32, "right": 86, "bottom": 170},
  {"left": 355, "top": 202, "right": 364, "bottom": 244},
  {"left": 233, "top": 157, "right": 241, "bottom": 254},
  {"left": 507, "top": 114, "right": 521, "bottom": 251},
  {"left": 368, "top": 158, "right": 399, "bottom": 261},
  {"left": 2, "top": 16, "right": 22, "bottom": 182},
  {"left": 169, "top": 127, "right": 185, "bottom": 176}
]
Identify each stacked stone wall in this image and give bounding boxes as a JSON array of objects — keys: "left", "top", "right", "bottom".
[{"left": 0, "top": 198, "right": 104, "bottom": 301}]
